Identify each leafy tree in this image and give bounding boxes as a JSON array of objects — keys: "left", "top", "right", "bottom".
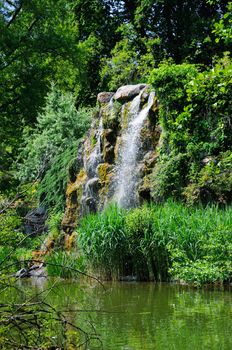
[
  {"left": 213, "top": 1, "right": 232, "bottom": 45},
  {"left": 134, "top": 0, "right": 229, "bottom": 63},
  {"left": 100, "top": 23, "right": 163, "bottom": 90},
  {"left": 18, "top": 85, "right": 92, "bottom": 210},
  {"left": 0, "top": 0, "right": 96, "bottom": 191}
]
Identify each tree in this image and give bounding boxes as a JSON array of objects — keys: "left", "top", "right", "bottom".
[
  {"left": 18, "top": 85, "right": 92, "bottom": 210},
  {"left": 0, "top": 0, "right": 90, "bottom": 190}
]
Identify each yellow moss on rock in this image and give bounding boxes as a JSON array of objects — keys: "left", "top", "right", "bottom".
[{"left": 62, "top": 168, "right": 87, "bottom": 233}]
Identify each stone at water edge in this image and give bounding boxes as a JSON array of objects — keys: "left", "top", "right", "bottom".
[
  {"left": 16, "top": 268, "right": 29, "bottom": 278},
  {"left": 29, "top": 265, "right": 47, "bottom": 278},
  {"left": 15, "top": 263, "right": 47, "bottom": 278},
  {"left": 114, "top": 84, "right": 147, "bottom": 102}
]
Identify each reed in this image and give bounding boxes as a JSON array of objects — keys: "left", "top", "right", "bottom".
[{"left": 77, "top": 201, "right": 232, "bottom": 284}]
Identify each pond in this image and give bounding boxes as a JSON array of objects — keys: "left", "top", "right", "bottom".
[{"left": 6, "top": 279, "right": 232, "bottom": 349}]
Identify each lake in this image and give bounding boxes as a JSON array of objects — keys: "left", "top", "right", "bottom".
[{"left": 7, "top": 278, "right": 230, "bottom": 349}]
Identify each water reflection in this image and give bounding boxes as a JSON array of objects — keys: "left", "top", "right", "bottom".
[{"left": 6, "top": 280, "right": 232, "bottom": 349}]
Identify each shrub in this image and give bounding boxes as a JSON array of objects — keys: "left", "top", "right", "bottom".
[
  {"left": 149, "top": 56, "right": 232, "bottom": 204},
  {"left": 151, "top": 153, "right": 189, "bottom": 202},
  {"left": 18, "top": 85, "right": 92, "bottom": 210}
]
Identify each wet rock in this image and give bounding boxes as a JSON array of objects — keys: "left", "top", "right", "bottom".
[
  {"left": 114, "top": 84, "right": 147, "bottom": 102},
  {"left": 24, "top": 207, "right": 47, "bottom": 236},
  {"left": 97, "top": 92, "right": 114, "bottom": 104},
  {"left": 29, "top": 265, "right": 47, "bottom": 278},
  {"left": 143, "top": 151, "right": 159, "bottom": 174},
  {"left": 84, "top": 196, "right": 97, "bottom": 213},
  {"left": 103, "top": 143, "right": 115, "bottom": 163},
  {"left": 85, "top": 177, "right": 100, "bottom": 196},
  {"left": 16, "top": 268, "right": 28, "bottom": 278}
]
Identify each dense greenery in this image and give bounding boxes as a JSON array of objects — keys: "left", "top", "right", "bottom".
[
  {"left": 149, "top": 56, "right": 232, "bottom": 204},
  {"left": 18, "top": 85, "right": 92, "bottom": 210},
  {"left": 78, "top": 202, "right": 232, "bottom": 285},
  {"left": 0, "top": 2, "right": 231, "bottom": 348},
  {"left": 1, "top": 0, "right": 231, "bottom": 190}
]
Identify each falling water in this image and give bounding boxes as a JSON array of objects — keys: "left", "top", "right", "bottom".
[
  {"left": 82, "top": 97, "right": 115, "bottom": 213},
  {"left": 81, "top": 116, "right": 103, "bottom": 213},
  {"left": 115, "top": 91, "right": 155, "bottom": 208},
  {"left": 84, "top": 117, "right": 103, "bottom": 178}
]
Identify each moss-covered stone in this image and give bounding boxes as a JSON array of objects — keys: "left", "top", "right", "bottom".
[{"left": 62, "top": 168, "right": 87, "bottom": 233}]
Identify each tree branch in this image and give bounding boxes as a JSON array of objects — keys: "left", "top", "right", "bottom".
[{"left": 6, "top": 0, "right": 23, "bottom": 28}]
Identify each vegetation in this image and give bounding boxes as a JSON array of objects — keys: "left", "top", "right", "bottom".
[
  {"left": 18, "top": 85, "right": 92, "bottom": 211},
  {"left": 0, "top": 1, "right": 231, "bottom": 347},
  {"left": 149, "top": 56, "right": 232, "bottom": 204},
  {"left": 78, "top": 202, "right": 232, "bottom": 285}
]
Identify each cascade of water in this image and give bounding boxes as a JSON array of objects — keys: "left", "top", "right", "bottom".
[
  {"left": 85, "top": 116, "right": 103, "bottom": 178},
  {"left": 115, "top": 91, "right": 155, "bottom": 208},
  {"left": 82, "top": 97, "right": 115, "bottom": 213}
]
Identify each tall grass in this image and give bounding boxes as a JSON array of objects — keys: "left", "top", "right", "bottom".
[
  {"left": 78, "top": 204, "right": 128, "bottom": 279},
  {"left": 77, "top": 201, "right": 232, "bottom": 284}
]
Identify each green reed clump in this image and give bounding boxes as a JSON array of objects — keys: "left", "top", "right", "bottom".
[
  {"left": 77, "top": 201, "right": 232, "bottom": 284},
  {"left": 78, "top": 204, "right": 128, "bottom": 279}
]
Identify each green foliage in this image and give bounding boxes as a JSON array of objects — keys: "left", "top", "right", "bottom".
[
  {"left": 45, "top": 251, "right": 85, "bottom": 278},
  {"left": 184, "top": 151, "right": 232, "bottom": 204},
  {"left": 213, "top": 2, "right": 232, "bottom": 45},
  {"left": 0, "top": 0, "right": 81, "bottom": 186},
  {"left": 100, "top": 24, "right": 161, "bottom": 90},
  {"left": 19, "top": 85, "right": 91, "bottom": 181},
  {"left": 0, "top": 209, "right": 23, "bottom": 247},
  {"left": 18, "top": 85, "right": 92, "bottom": 210},
  {"left": 150, "top": 57, "right": 232, "bottom": 204},
  {"left": 0, "top": 208, "right": 45, "bottom": 273},
  {"left": 78, "top": 204, "right": 127, "bottom": 279},
  {"left": 47, "top": 211, "right": 63, "bottom": 241},
  {"left": 151, "top": 153, "right": 189, "bottom": 202},
  {"left": 149, "top": 61, "right": 198, "bottom": 134},
  {"left": 77, "top": 202, "right": 232, "bottom": 285}
]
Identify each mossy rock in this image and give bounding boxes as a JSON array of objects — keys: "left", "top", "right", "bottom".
[
  {"left": 101, "top": 101, "right": 120, "bottom": 130},
  {"left": 97, "top": 163, "right": 112, "bottom": 185}
]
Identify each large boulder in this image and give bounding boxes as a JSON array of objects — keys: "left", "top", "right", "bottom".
[
  {"left": 114, "top": 84, "right": 147, "bottom": 102},
  {"left": 97, "top": 92, "right": 114, "bottom": 104}
]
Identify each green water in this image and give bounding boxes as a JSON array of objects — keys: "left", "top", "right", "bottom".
[{"left": 7, "top": 280, "right": 232, "bottom": 349}]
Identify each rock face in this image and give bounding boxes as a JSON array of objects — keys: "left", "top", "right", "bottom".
[
  {"left": 97, "top": 92, "right": 114, "bottom": 104},
  {"left": 62, "top": 84, "right": 161, "bottom": 233},
  {"left": 114, "top": 84, "right": 147, "bottom": 102},
  {"left": 24, "top": 207, "right": 47, "bottom": 235}
]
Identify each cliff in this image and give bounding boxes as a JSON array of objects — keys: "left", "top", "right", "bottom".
[{"left": 62, "top": 84, "right": 160, "bottom": 233}]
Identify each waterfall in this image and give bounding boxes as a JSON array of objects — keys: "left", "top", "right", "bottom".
[
  {"left": 81, "top": 116, "right": 103, "bottom": 213},
  {"left": 115, "top": 91, "right": 155, "bottom": 208},
  {"left": 85, "top": 117, "right": 103, "bottom": 178}
]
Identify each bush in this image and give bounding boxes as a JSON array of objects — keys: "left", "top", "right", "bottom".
[
  {"left": 151, "top": 153, "right": 189, "bottom": 202},
  {"left": 18, "top": 85, "right": 92, "bottom": 210},
  {"left": 149, "top": 57, "right": 232, "bottom": 204}
]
